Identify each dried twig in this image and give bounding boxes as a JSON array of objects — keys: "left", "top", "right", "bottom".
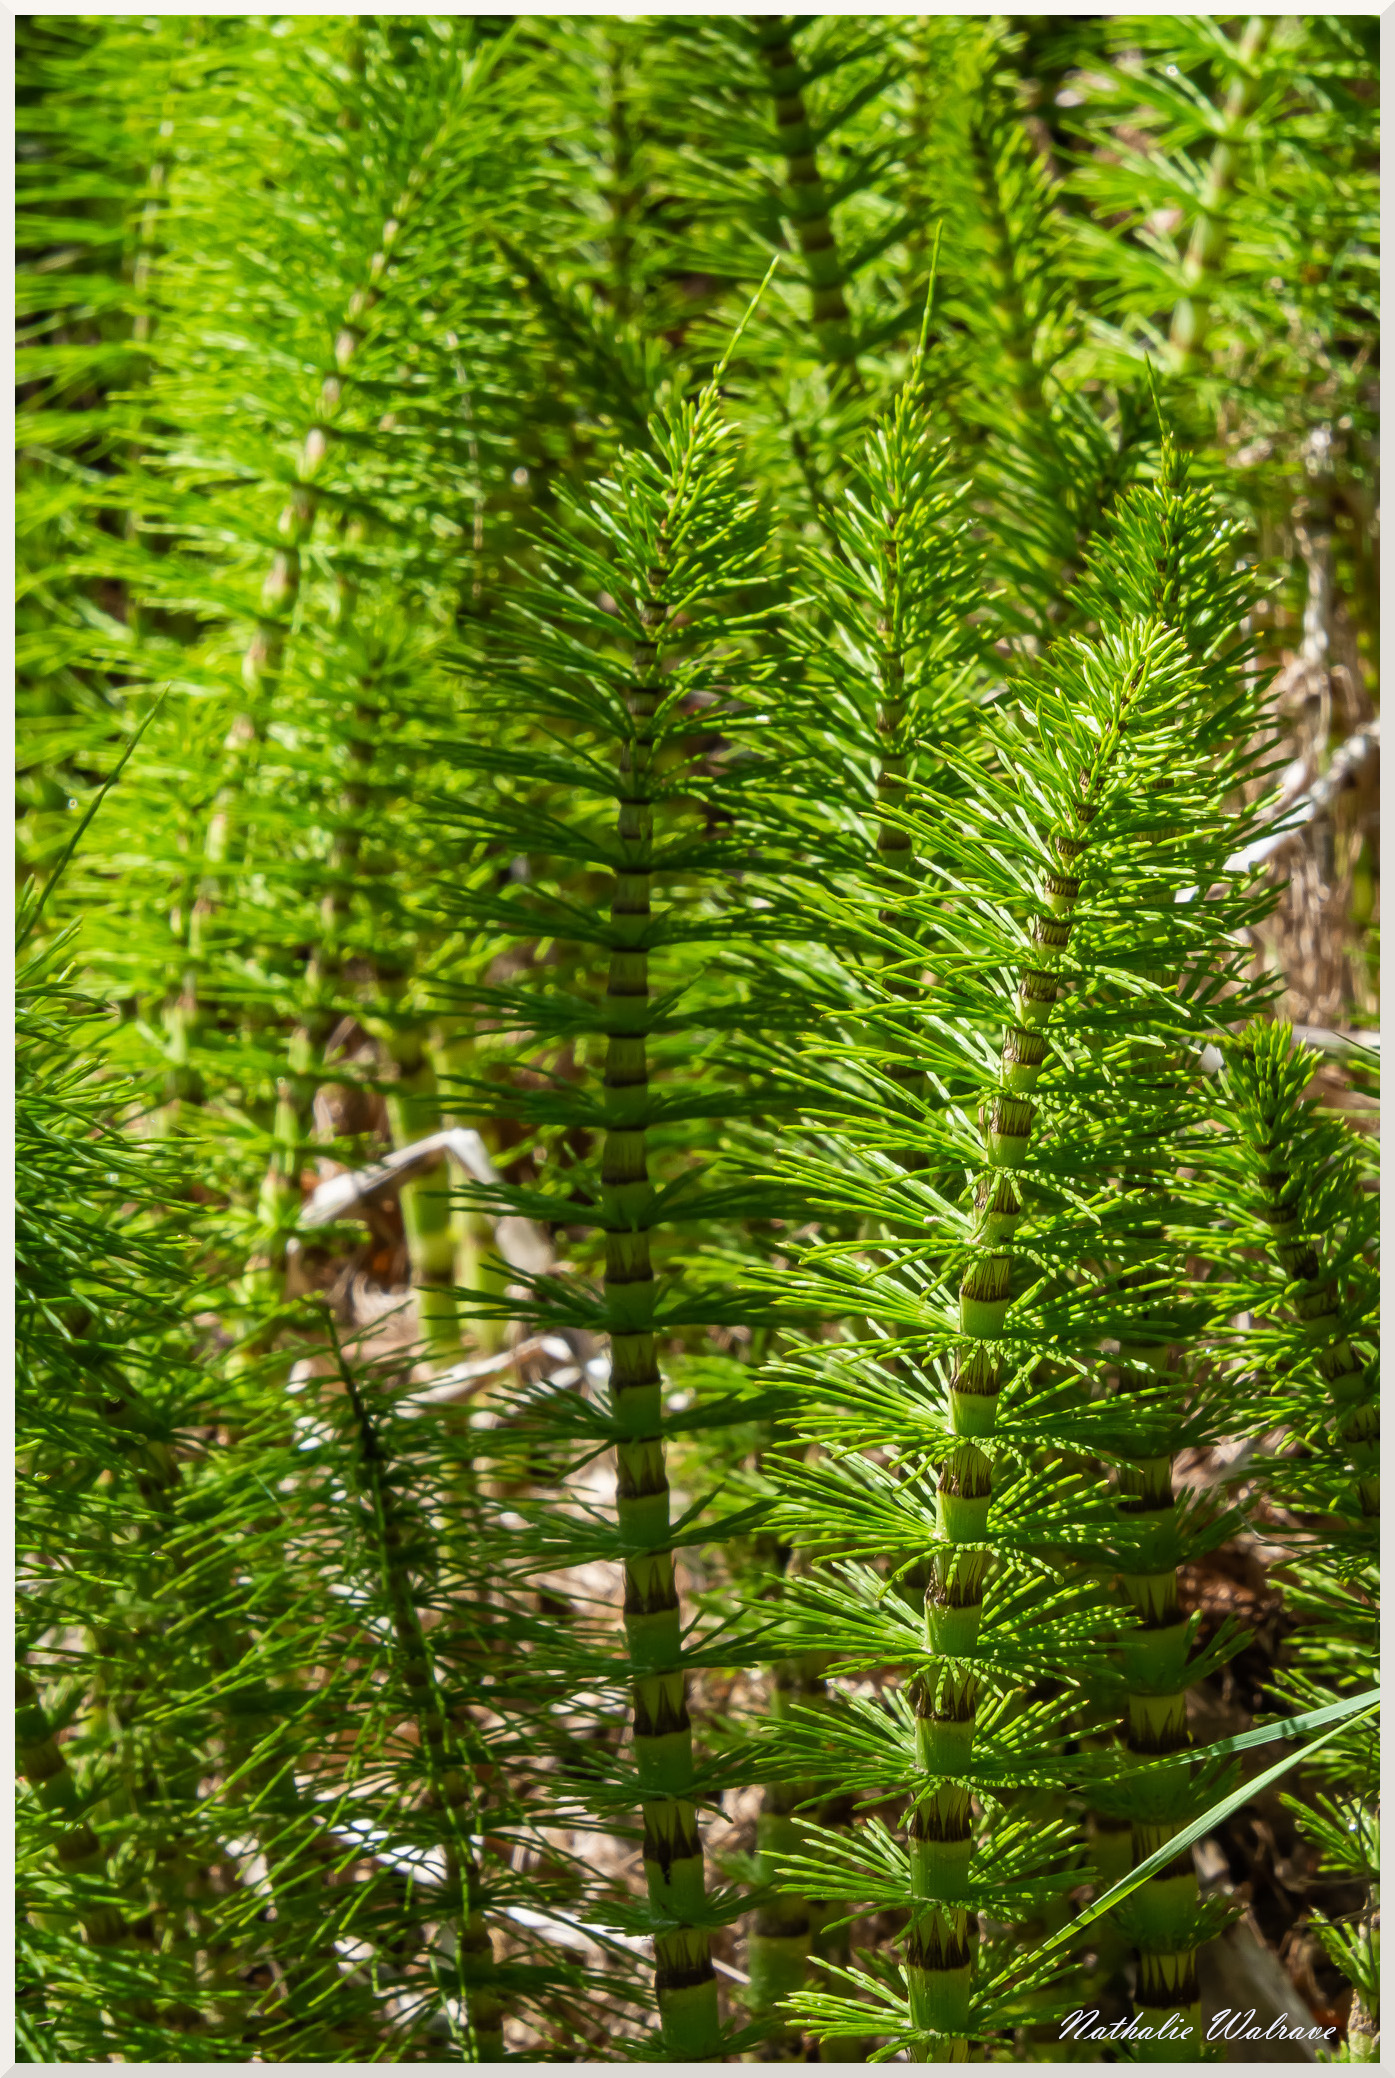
[
  {"left": 1226, "top": 718, "right": 1379, "bottom": 877},
  {"left": 301, "top": 1129, "right": 551, "bottom": 1275}
]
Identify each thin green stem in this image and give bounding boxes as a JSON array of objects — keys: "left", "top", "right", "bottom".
[
  {"left": 17, "top": 1666, "right": 129, "bottom": 1955},
  {"left": 1233, "top": 1024, "right": 1378, "bottom": 1518},
  {"left": 337, "top": 1347, "right": 503, "bottom": 2058},
  {"left": 1168, "top": 16, "right": 1273, "bottom": 372},
  {"left": 751, "top": 16, "right": 859, "bottom": 379},
  {"left": 602, "top": 499, "right": 719, "bottom": 2061}
]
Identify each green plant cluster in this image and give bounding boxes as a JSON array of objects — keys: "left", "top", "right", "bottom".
[{"left": 17, "top": 12, "right": 1378, "bottom": 2065}]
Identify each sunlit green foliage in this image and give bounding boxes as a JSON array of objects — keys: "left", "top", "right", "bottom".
[{"left": 17, "top": 13, "right": 1378, "bottom": 2064}]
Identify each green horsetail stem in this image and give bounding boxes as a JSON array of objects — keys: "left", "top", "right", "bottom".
[
  {"left": 872, "top": 288, "right": 942, "bottom": 1162},
  {"left": 1233, "top": 1022, "right": 1378, "bottom": 1519},
  {"left": 875, "top": 579, "right": 911, "bottom": 870},
  {"left": 747, "top": 1644, "right": 821, "bottom": 2054},
  {"left": 1112, "top": 1420, "right": 1205, "bottom": 2056},
  {"left": 603, "top": 572, "right": 720, "bottom": 2059},
  {"left": 907, "top": 1444, "right": 991, "bottom": 2066},
  {"left": 604, "top": 32, "right": 639, "bottom": 324},
  {"left": 17, "top": 1666, "right": 128, "bottom": 1954},
  {"left": 1106, "top": 918, "right": 1227, "bottom": 2025},
  {"left": 339, "top": 1357, "right": 503, "bottom": 2057},
  {"left": 176, "top": 161, "right": 424, "bottom": 1092},
  {"left": 170, "top": 254, "right": 371, "bottom": 1265},
  {"left": 965, "top": 93, "right": 1046, "bottom": 422},
  {"left": 754, "top": 332, "right": 950, "bottom": 2054},
  {"left": 751, "top": 16, "right": 857, "bottom": 373},
  {"left": 1098, "top": 995, "right": 1204, "bottom": 2026},
  {"left": 183, "top": 380, "right": 322, "bottom": 997},
  {"left": 998, "top": 653, "right": 1213, "bottom": 2054},
  {"left": 904, "top": 806, "right": 1091, "bottom": 2058},
  {"left": 287, "top": 666, "right": 375, "bottom": 1176},
  {"left": 251, "top": 617, "right": 470, "bottom": 1374},
  {"left": 243, "top": 677, "right": 465, "bottom": 1375},
  {"left": 1054, "top": 459, "right": 1263, "bottom": 2055},
  {"left": 1167, "top": 15, "right": 1273, "bottom": 372},
  {"left": 746, "top": 1545, "right": 863, "bottom": 2052}
]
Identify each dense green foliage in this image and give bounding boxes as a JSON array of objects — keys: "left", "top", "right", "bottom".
[{"left": 17, "top": 12, "right": 1378, "bottom": 2064}]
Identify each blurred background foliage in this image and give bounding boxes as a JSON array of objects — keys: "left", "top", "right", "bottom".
[{"left": 15, "top": 12, "right": 1378, "bottom": 2063}]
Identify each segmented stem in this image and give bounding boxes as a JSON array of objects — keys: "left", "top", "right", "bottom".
[
  {"left": 747, "top": 1644, "right": 820, "bottom": 2053},
  {"left": 875, "top": 499, "right": 913, "bottom": 870},
  {"left": 605, "top": 34, "right": 638, "bottom": 324},
  {"left": 909, "top": 802, "right": 1079, "bottom": 2058},
  {"left": 603, "top": 563, "right": 720, "bottom": 2057},
  {"left": 751, "top": 16, "right": 857, "bottom": 374},
  {"left": 176, "top": 152, "right": 429, "bottom": 1076},
  {"left": 17, "top": 1666, "right": 128, "bottom": 1954},
  {"left": 906, "top": 1439, "right": 990, "bottom": 2065},
  {"left": 1168, "top": 16, "right": 1272, "bottom": 371},
  {"left": 873, "top": 370, "right": 936, "bottom": 1158},
  {"left": 342, "top": 1363, "right": 503, "bottom": 2057},
  {"left": 966, "top": 97, "right": 1046, "bottom": 421},
  {"left": 1235, "top": 1024, "right": 1378, "bottom": 1518},
  {"left": 1114, "top": 1425, "right": 1203, "bottom": 2054}
]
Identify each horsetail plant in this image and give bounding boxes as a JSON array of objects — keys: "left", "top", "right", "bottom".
[
  {"left": 981, "top": 427, "right": 1290, "bottom": 2056},
  {"left": 48, "top": 18, "right": 533, "bottom": 1378},
  {"left": 1220, "top": 1020, "right": 1379, "bottom": 1525},
  {"left": 17, "top": 888, "right": 225, "bottom": 2054},
  {"left": 441, "top": 291, "right": 793, "bottom": 2058},
  {"left": 1274, "top": 1558, "right": 1381, "bottom": 2064},
  {"left": 1210, "top": 1022, "right": 1379, "bottom": 2055},
  {"left": 17, "top": 14, "right": 1379, "bottom": 2062},
  {"left": 586, "top": 366, "right": 769, "bottom": 2054},
  {"left": 730, "top": 289, "right": 986, "bottom": 2053},
  {"left": 749, "top": 15, "right": 863, "bottom": 376},
  {"left": 330, "top": 1333, "right": 505, "bottom": 2056},
  {"left": 726, "top": 428, "right": 1283, "bottom": 2059},
  {"left": 19, "top": 872, "right": 595, "bottom": 2057}
]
